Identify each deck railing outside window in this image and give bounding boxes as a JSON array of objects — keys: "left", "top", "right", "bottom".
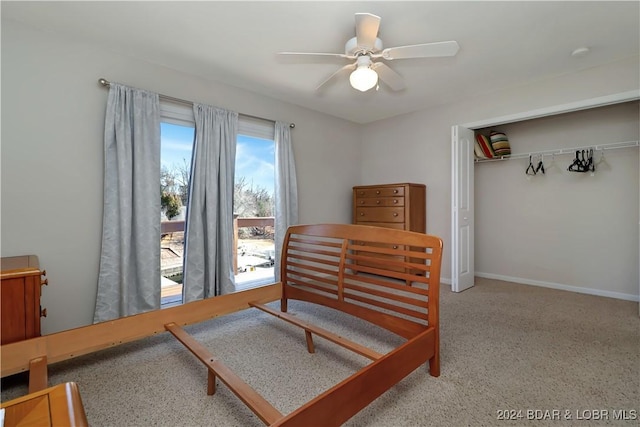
[{"left": 160, "top": 217, "right": 275, "bottom": 306}]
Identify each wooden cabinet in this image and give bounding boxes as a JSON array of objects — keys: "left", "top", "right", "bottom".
[
  {"left": 353, "top": 183, "right": 426, "bottom": 232},
  {"left": 1, "top": 255, "right": 47, "bottom": 345},
  {"left": 353, "top": 183, "right": 426, "bottom": 274}
]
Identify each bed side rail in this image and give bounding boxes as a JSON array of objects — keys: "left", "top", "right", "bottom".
[{"left": 249, "top": 302, "right": 383, "bottom": 361}]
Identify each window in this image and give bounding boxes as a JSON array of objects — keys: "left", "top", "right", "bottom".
[
  {"left": 159, "top": 102, "right": 276, "bottom": 305},
  {"left": 160, "top": 121, "right": 193, "bottom": 306},
  {"left": 235, "top": 115, "right": 276, "bottom": 289},
  {"left": 234, "top": 133, "right": 276, "bottom": 290}
]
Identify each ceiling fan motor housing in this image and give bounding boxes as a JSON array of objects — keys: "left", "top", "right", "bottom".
[{"left": 345, "top": 36, "right": 383, "bottom": 56}]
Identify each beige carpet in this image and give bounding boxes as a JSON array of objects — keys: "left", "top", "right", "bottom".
[{"left": 2, "top": 277, "right": 639, "bottom": 426}]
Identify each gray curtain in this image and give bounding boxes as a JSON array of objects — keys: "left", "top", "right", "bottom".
[
  {"left": 274, "top": 121, "right": 299, "bottom": 281},
  {"left": 182, "top": 104, "right": 238, "bottom": 302},
  {"left": 94, "top": 83, "right": 161, "bottom": 323}
]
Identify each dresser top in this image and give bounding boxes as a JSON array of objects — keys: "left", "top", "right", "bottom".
[
  {"left": 1, "top": 255, "right": 41, "bottom": 277},
  {"left": 353, "top": 183, "right": 425, "bottom": 189}
]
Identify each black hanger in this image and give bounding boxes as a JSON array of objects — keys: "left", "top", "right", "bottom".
[
  {"left": 526, "top": 155, "right": 537, "bottom": 175},
  {"left": 568, "top": 149, "right": 594, "bottom": 173},
  {"left": 536, "top": 155, "right": 545, "bottom": 174},
  {"left": 587, "top": 148, "right": 595, "bottom": 172},
  {"left": 567, "top": 150, "right": 581, "bottom": 171}
]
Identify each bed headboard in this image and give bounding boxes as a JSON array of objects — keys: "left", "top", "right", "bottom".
[{"left": 280, "top": 223, "right": 442, "bottom": 340}]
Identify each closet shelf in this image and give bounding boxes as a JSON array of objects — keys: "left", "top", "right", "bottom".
[{"left": 475, "top": 140, "right": 639, "bottom": 163}]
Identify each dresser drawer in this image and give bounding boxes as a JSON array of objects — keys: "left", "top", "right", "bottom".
[
  {"left": 354, "top": 222, "right": 405, "bottom": 230},
  {"left": 351, "top": 242, "right": 409, "bottom": 273},
  {"left": 355, "top": 207, "right": 405, "bottom": 223},
  {"left": 355, "top": 197, "right": 404, "bottom": 207},
  {"left": 354, "top": 186, "right": 405, "bottom": 198}
]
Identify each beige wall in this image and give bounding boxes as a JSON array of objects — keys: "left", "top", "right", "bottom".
[
  {"left": 475, "top": 102, "right": 639, "bottom": 298},
  {"left": 360, "top": 57, "right": 639, "bottom": 299},
  {"left": 1, "top": 20, "right": 361, "bottom": 333}
]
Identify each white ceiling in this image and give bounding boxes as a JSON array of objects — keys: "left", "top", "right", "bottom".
[{"left": 3, "top": 1, "right": 639, "bottom": 124}]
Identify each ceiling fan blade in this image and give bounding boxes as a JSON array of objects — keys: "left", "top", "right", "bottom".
[
  {"left": 278, "top": 51, "right": 353, "bottom": 59},
  {"left": 379, "top": 41, "right": 460, "bottom": 60},
  {"left": 316, "top": 63, "right": 357, "bottom": 91},
  {"left": 355, "top": 13, "right": 381, "bottom": 50},
  {"left": 371, "top": 62, "right": 405, "bottom": 91}
]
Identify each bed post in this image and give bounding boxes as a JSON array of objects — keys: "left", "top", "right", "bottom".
[
  {"left": 429, "top": 336, "right": 440, "bottom": 377},
  {"left": 429, "top": 299, "right": 440, "bottom": 376},
  {"left": 427, "top": 240, "right": 442, "bottom": 377},
  {"left": 280, "top": 228, "right": 292, "bottom": 313}
]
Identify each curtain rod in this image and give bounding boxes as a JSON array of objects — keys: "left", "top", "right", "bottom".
[{"left": 98, "top": 78, "right": 295, "bottom": 129}]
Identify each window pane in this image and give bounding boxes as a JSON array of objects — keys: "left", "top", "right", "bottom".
[
  {"left": 160, "top": 122, "right": 194, "bottom": 306},
  {"left": 234, "top": 134, "right": 275, "bottom": 289}
]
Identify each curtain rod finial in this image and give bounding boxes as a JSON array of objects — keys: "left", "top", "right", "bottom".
[
  {"left": 290, "top": 123, "right": 295, "bottom": 129},
  {"left": 98, "top": 78, "right": 109, "bottom": 87}
]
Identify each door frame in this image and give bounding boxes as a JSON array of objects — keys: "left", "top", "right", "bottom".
[{"left": 450, "top": 90, "right": 639, "bottom": 293}]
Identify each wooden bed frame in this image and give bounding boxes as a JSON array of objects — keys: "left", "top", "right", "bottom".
[{"left": 1, "top": 224, "right": 442, "bottom": 426}]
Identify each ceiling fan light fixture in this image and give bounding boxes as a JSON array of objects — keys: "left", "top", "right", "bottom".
[
  {"left": 350, "top": 66, "right": 378, "bottom": 91},
  {"left": 349, "top": 56, "right": 378, "bottom": 91}
]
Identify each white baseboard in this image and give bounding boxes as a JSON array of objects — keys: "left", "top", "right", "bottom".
[{"left": 475, "top": 271, "right": 639, "bottom": 302}]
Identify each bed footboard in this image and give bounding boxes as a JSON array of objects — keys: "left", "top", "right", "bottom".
[{"left": 280, "top": 223, "right": 442, "bottom": 375}]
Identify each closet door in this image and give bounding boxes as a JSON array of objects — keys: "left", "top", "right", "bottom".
[{"left": 451, "top": 125, "right": 475, "bottom": 292}]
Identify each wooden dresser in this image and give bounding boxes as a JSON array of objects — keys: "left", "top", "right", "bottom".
[
  {"left": 352, "top": 183, "right": 426, "bottom": 274},
  {"left": 353, "top": 183, "right": 426, "bottom": 232},
  {"left": 1, "top": 255, "right": 47, "bottom": 345}
]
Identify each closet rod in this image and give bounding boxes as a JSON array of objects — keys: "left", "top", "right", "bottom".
[
  {"left": 475, "top": 140, "right": 639, "bottom": 163},
  {"left": 98, "top": 78, "right": 295, "bottom": 129}
]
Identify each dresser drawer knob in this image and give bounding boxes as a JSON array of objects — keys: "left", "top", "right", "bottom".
[
  {"left": 393, "top": 245, "right": 398, "bottom": 249},
  {"left": 376, "top": 190, "right": 380, "bottom": 194},
  {"left": 393, "top": 190, "right": 398, "bottom": 194},
  {"left": 376, "top": 200, "right": 380, "bottom": 204},
  {"left": 393, "top": 212, "right": 398, "bottom": 217},
  {"left": 41, "top": 270, "right": 47, "bottom": 277},
  {"left": 41, "top": 278, "right": 48, "bottom": 286},
  {"left": 41, "top": 307, "right": 47, "bottom": 317},
  {"left": 360, "top": 200, "right": 364, "bottom": 204},
  {"left": 360, "top": 213, "right": 365, "bottom": 216},
  {"left": 393, "top": 199, "right": 398, "bottom": 204}
]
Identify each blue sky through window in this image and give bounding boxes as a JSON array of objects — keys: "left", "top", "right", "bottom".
[{"left": 161, "top": 123, "right": 275, "bottom": 195}]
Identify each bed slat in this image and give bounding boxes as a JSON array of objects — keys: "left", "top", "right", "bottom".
[
  {"left": 165, "top": 323, "right": 283, "bottom": 425},
  {"left": 343, "top": 283, "right": 428, "bottom": 311},
  {"left": 343, "top": 291, "right": 428, "bottom": 321},
  {"left": 249, "top": 303, "right": 383, "bottom": 361},
  {"left": 342, "top": 271, "right": 430, "bottom": 295}
]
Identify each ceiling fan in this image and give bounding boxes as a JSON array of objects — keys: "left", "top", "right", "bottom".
[{"left": 278, "top": 13, "right": 460, "bottom": 92}]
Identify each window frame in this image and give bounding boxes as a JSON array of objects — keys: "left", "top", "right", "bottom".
[{"left": 159, "top": 100, "right": 277, "bottom": 295}]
